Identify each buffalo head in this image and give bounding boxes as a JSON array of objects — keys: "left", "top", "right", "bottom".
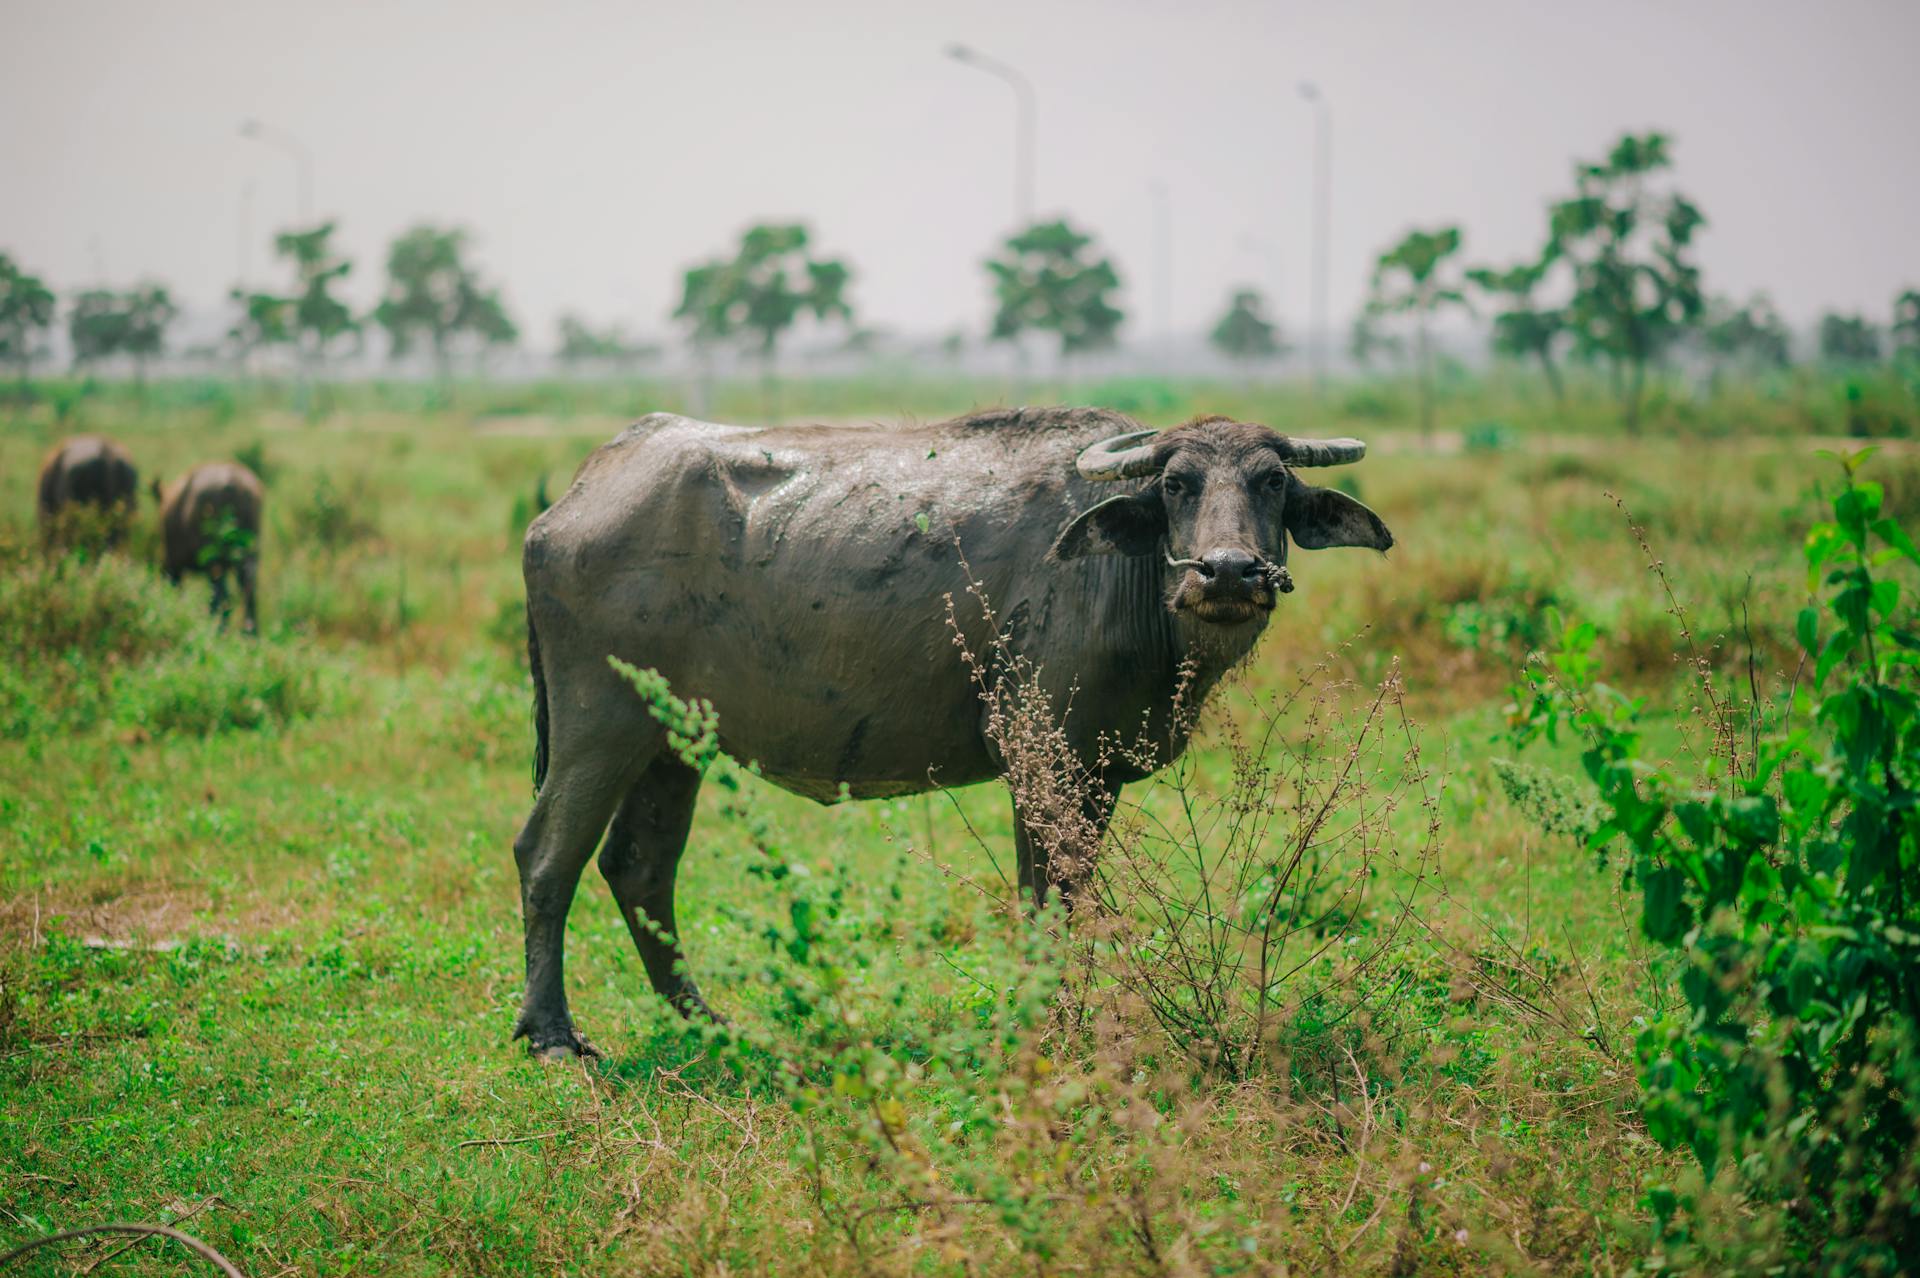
[{"left": 1049, "top": 417, "right": 1393, "bottom": 628}]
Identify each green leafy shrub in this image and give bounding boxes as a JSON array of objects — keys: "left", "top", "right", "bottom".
[
  {"left": 291, "top": 472, "right": 378, "bottom": 552},
  {"left": 1832, "top": 373, "right": 1914, "bottom": 439},
  {"left": 0, "top": 546, "right": 201, "bottom": 663},
  {"left": 1462, "top": 420, "right": 1515, "bottom": 453},
  {"left": 233, "top": 438, "right": 276, "bottom": 486},
  {"left": 1508, "top": 451, "right": 1920, "bottom": 1271},
  {"left": 505, "top": 473, "right": 550, "bottom": 550},
  {"left": 1444, "top": 582, "right": 1565, "bottom": 656},
  {"left": 0, "top": 547, "right": 320, "bottom": 739}
]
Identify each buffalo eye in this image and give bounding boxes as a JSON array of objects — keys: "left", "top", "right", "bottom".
[
  {"left": 1261, "top": 469, "right": 1288, "bottom": 492},
  {"left": 1161, "top": 474, "right": 1189, "bottom": 497}
]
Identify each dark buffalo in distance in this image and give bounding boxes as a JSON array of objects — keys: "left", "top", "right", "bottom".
[
  {"left": 37, "top": 434, "right": 140, "bottom": 543},
  {"left": 512, "top": 406, "right": 1396, "bottom": 1057},
  {"left": 157, "top": 461, "right": 265, "bottom": 634}
]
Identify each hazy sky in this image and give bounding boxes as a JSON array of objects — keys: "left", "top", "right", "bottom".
[{"left": 4, "top": 0, "right": 1917, "bottom": 349}]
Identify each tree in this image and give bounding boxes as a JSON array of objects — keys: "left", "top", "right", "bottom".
[
  {"left": 273, "top": 222, "right": 359, "bottom": 396},
  {"left": 119, "top": 283, "right": 178, "bottom": 384},
  {"left": 1548, "top": 132, "right": 1706, "bottom": 431},
  {"left": 372, "top": 226, "right": 517, "bottom": 385},
  {"left": 0, "top": 252, "right": 56, "bottom": 390},
  {"left": 985, "top": 219, "right": 1123, "bottom": 373},
  {"left": 1348, "top": 311, "right": 1404, "bottom": 370},
  {"left": 71, "top": 283, "right": 181, "bottom": 382},
  {"left": 1209, "top": 288, "right": 1283, "bottom": 365},
  {"left": 1363, "top": 226, "right": 1469, "bottom": 438},
  {"left": 1701, "top": 293, "right": 1791, "bottom": 375},
  {"left": 227, "top": 287, "right": 293, "bottom": 374},
  {"left": 1888, "top": 289, "right": 1918, "bottom": 363},
  {"left": 69, "top": 289, "right": 129, "bottom": 371},
  {"left": 1818, "top": 313, "right": 1881, "bottom": 365},
  {"left": 555, "top": 314, "right": 658, "bottom": 373},
  {"left": 1467, "top": 253, "right": 1567, "bottom": 401},
  {"left": 673, "top": 224, "right": 853, "bottom": 381}
]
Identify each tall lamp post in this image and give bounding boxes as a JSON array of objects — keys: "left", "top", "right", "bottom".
[
  {"left": 236, "top": 179, "right": 255, "bottom": 290},
  {"left": 1150, "top": 179, "right": 1172, "bottom": 356},
  {"left": 240, "top": 118, "right": 314, "bottom": 226},
  {"left": 945, "top": 43, "right": 1036, "bottom": 228},
  {"left": 1298, "top": 82, "right": 1331, "bottom": 392}
]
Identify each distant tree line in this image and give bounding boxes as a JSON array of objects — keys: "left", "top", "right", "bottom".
[
  {"left": 1356, "top": 131, "right": 1920, "bottom": 430},
  {"left": 4, "top": 123, "right": 1918, "bottom": 417}
]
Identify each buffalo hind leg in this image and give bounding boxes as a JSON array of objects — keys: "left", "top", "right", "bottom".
[
  {"left": 512, "top": 747, "right": 649, "bottom": 1058},
  {"left": 1013, "top": 786, "right": 1116, "bottom": 911},
  {"left": 598, "top": 755, "right": 718, "bottom": 1021}
]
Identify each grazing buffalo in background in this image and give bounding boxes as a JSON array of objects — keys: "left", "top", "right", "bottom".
[
  {"left": 37, "top": 435, "right": 140, "bottom": 543},
  {"left": 513, "top": 406, "right": 1395, "bottom": 1057},
  {"left": 157, "top": 461, "right": 265, "bottom": 634}
]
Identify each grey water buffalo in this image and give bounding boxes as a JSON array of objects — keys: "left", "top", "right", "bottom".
[
  {"left": 37, "top": 435, "right": 139, "bottom": 542},
  {"left": 513, "top": 406, "right": 1394, "bottom": 1056},
  {"left": 157, "top": 461, "right": 265, "bottom": 633}
]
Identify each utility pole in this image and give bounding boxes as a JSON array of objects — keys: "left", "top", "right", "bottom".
[
  {"left": 1299, "top": 82, "right": 1332, "bottom": 392},
  {"left": 240, "top": 118, "right": 314, "bottom": 225},
  {"left": 1150, "top": 179, "right": 1172, "bottom": 358}
]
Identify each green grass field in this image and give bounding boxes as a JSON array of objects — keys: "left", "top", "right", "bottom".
[{"left": 3, "top": 372, "right": 1916, "bottom": 1275}]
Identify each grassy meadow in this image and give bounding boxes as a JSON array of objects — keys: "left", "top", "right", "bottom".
[{"left": 2, "top": 369, "right": 1917, "bottom": 1275}]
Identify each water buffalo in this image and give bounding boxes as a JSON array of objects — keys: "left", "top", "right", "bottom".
[
  {"left": 37, "top": 435, "right": 139, "bottom": 542},
  {"left": 513, "top": 406, "right": 1394, "bottom": 1056},
  {"left": 157, "top": 461, "right": 265, "bottom": 633}
]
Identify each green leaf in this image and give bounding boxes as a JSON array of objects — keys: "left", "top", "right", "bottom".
[
  {"left": 1725, "top": 794, "right": 1779, "bottom": 848},
  {"left": 1796, "top": 606, "right": 1819, "bottom": 654},
  {"left": 1815, "top": 632, "right": 1852, "bottom": 687},
  {"left": 1641, "top": 865, "right": 1692, "bottom": 944},
  {"left": 1835, "top": 482, "right": 1884, "bottom": 546},
  {"left": 1870, "top": 517, "right": 1920, "bottom": 565}
]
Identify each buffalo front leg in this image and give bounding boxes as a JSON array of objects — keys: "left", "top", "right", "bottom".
[
  {"left": 208, "top": 565, "right": 230, "bottom": 625},
  {"left": 512, "top": 752, "right": 643, "bottom": 1058},
  {"left": 238, "top": 554, "right": 259, "bottom": 635},
  {"left": 598, "top": 755, "right": 719, "bottom": 1021},
  {"left": 1012, "top": 785, "right": 1116, "bottom": 911}
]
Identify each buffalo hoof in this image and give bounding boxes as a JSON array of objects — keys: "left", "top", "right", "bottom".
[
  {"left": 670, "top": 987, "right": 727, "bottom": 1026},
  {"left": 522, "top": 1026, "right": 601, "bottom": 1062}
]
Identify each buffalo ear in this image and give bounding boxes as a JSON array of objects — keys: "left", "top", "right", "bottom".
[
  {"left": 1284, "top": 479, "right": 1394, "bottom": 552},
  {"left": 1049, "top": 492, "right": 1166, "bottom": 561}
]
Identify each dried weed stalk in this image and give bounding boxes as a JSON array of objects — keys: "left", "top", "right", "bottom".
[{"left": 943, "top": 558, "right": 1442, "bottom": 1081}]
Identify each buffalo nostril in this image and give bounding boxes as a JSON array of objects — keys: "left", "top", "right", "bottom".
[{"left": 1200, "top": 549, "right": 1259, "bottom": 583}]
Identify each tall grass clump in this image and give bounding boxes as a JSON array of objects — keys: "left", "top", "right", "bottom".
[
  {"left": 0, "top": 540, "right": 322, "bottom": 739},
  {"left": 1508, "top": 451, "right": 1920, "bottom": 1272},
  {"left": 1090, "top": 660, "right": 1441, "bottom": 1081}
]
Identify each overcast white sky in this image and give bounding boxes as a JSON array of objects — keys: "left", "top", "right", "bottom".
[{"left": 4, "top": 0, "right": 1917, "bottom": 350}]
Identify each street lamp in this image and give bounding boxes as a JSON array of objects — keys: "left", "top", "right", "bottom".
[
  {"left": 237, "top": 179, "right": 255, "bottom": 289},
  {"left": 1298, "top": 82, "right": 1331, "bottom": 392},
  {"left": 240, "top": 118, "right": 314, "bottom": 226},
  {"left": 945, "top": 43, "right": 1036, "bottom": 228},
  {"left": 1149, "top": 179, "right": 1172, "bottom": 350}
]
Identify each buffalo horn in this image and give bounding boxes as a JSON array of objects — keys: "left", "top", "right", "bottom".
[
  {"left": 1275, "top": 436, "right": 1367, "bottom": 466},
  {"left": 1074, "top": 430, "right": 1161, "bottom": 481}
]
